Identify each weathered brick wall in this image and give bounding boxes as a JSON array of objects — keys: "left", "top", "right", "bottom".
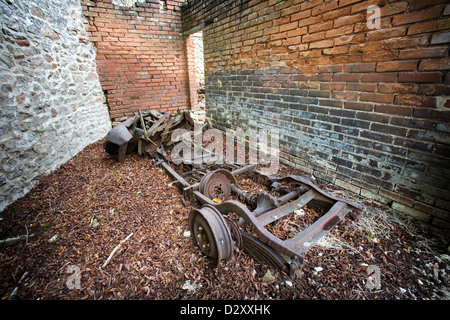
[
  {"left": 181, "top": 0, "right": 450, "bottom": 234},
  {"left": 82, "top": 0, "right": 190, "bottom": 122}
]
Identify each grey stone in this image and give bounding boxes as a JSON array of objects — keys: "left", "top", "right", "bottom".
[{"left": 0, "top": 0, "right": 111, "bottom": 212}]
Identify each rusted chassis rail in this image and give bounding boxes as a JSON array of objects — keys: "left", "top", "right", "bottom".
[{"left": 157, "top": 156, "right": 362, "bottom": 277}]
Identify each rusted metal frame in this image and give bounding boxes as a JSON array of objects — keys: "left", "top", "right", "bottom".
[
  {"left": 157, "top": 152, "right": 361, "bottom": 269},
  {"left": 287, "top": 201, "right": 351, "bottom": 255},
  {"left": 276, "top": 187, "right": 307, "bottom": 206},
  {"left": 202, "top": 191, "right": 360, "bottom": 261},
  {"left": 253, "top": 170, "right": 363, "bottom": 212},
  {"left": 157, "top": 158, "right": 191, "bottom": 189},
  {"left": 230, "top": 164, "right": 256, "bottom": 176},
  {"left": 206, "top": 200, "right": 300, "bottom": 258},
  {"left": 255, "top": 189, "right": 317, "bottom": 227}
]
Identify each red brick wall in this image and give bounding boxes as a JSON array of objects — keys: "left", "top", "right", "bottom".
[
  {"left": 82, "top": 0, "right": 190, "bottom": 122},
  {"left": 182, "top": 0, "right": 450, "bottom": 233}
]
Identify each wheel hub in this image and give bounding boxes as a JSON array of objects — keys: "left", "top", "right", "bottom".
[{"left": 188, "top": 205, "right": 234, "bottom": 267}]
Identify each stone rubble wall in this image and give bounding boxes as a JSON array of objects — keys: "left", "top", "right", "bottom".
[
  {"left": 192, "top": 31, "right": 205, "bottom": 89},
  {"left": 0, "top": 0, "right": 112, "bottom": 212}
]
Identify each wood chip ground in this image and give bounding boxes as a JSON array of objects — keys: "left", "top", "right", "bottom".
[{"left": 1, "top": 140, "right": 449, "bottom": 300}]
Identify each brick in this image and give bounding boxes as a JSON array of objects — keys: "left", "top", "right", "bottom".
[
  {"left": 361, "top": 50, "right": 398, "bottom": 62},
  {"left": 302, "top": 31, "right": 325, "bottom": 42},
  {"left": 279, "top": 21, "right": 299, "bottom": 32},
  {"left": 350, "top": 0, "right": 385, "bottom": 13},
  {"left": 360, "top": 189, "right": 391, "bottom": 205},
  {"left": 383, "top": 35, "right": 429, "bottom": 50},
  {"left": 392, "top": 6, "right": 444, "bottom": 26},
  {"left": 376, "top": 60, "right": 418, "bottom": 72},
  {"left": 309, "top": 39, "right": 334, "bottom": 49},
  {"left": 298, "top": 15, "right": 322, "bottom": 27},
  {"left": 338, "top": 0, "right": 361, "bottom": 7},
  {"left": 360, "top": 92, "right": 394, "bottom": 103},
  {"left": 418, "top": 58, "right": 450, "bottom": 71},
  {"left": 286, "top": 27, "right": 308, "bottom": 37},
  {"left": 309, "top": 21, "right": 334, "bottom": 34},
  {"left": 323, "top": 6, "right": 351, "bottom": 21},
  {"left": 334, "top": 33, "right": 365, "bottom": 46},
  {"left": 371, "top": 123, "right": 407, "bottom": 137},
  {"left": 418, "top": 84, "right": 450, "bottom": 96},
  {"left": 379, "top": 190, "right": 414, "bottom": 207},
  {"left": 300, "top": 0, "right": 324, "bottom": 11},
  {"left": 311, "top": 0, "right": 338, "bottom": 16},
  {"left": 399, "top": 47, "right": 448, "bottom": 60},
  {"left": 349, "top": 40, "right": 383, "bottom": 54},
  {"left": 392, "top": 202, "right": 432, "bottom": 222},
  {"left": 394, "top": 95, "right": 436, "bottom": 108},
  {"left": 360, "top": 174, "right": 393, "bottom": 190},
  {"left": 394, "top": 137, "right": 434, "bottom": 152},
  {"left": 407, "top": 18, "right": 450, "bottom": 35},
  {"left": 272, "top": 16, "right": 290, "bottom": 27},
  {"left": 333, "top": 91, "right": 359, "bottom": 100},
  {"left": 334, "top": 13, "right": 364, "bottom": 27},
  {"left": 431, "top": 31, "right": 450, "bottom": 44},
  {"left": 291, "top": 9, "right": 312, "bottom": 22},
  {"left": 397, "top": 72, "right": 443, "bottom": 83},
  {"left": 346, "top": 82, "right": 377, "bottom": 92},
  {"left": 356, "top": 111, "right": 390, "bottom": 124},
  {"left": 322, "top": 46, "right": 349, "bottom": 55},
  {"left": 374, "top": 105, "right": 412, "bottom": 116},
  {"left": 333, "top": 73, "right": 360, "bottom": 82},
  {"left": 378, "top": 83, "right": 418, "bottom": 94},
  {"left": 409, "top": 0, "right": 448, "bottom": 11},
  {"left": 344, "top": 62, "right": 376, "bottom": 73},
  {"left": 367, "top": 26, "right": 407, "bottom": 41},
  {"left": 361, "top": 73, "right": 397, "bottom": 82},
  {"left": 344, "top": 101, "right": 373, "bottom": 111},
  {"left": 325, "top": 25, "right": 354, "bottom": 38},
  {"left": 317, "top": 64, "right": 343, "bottom": 73},
  {"left": 342, "top": 118, "right": 370, "bottom": 129},
  {"left": 380, "top": 1, "right": 408, "bottom": 16}
]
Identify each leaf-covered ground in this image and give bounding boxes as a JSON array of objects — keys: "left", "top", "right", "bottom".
[{"left": 1, "top": 139, "right": 449, "bottom": 300}]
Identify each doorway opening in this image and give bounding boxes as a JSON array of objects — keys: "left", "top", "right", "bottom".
[{"left": 186, "top": 31, "right": 205, "bottom": 111}]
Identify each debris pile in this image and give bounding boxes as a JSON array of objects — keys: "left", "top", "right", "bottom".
[{"left": 103, "top": 110, "right": 195, "bottom": 163}]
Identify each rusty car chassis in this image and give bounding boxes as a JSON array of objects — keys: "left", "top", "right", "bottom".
[{"left": 104, "top": 110, "right": 362, "bottom": 277}]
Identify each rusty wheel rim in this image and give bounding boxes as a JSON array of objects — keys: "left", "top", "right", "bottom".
[
  {"left": 188, "top": 206, "right": 233, "bottom": 267},
  {"left": 199, "top": 171, "right": 233, "bottom": 200}
]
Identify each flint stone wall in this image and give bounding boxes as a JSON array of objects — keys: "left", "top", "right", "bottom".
[{"left": 0, "top": 0, "right": 112, "bottom": 212}]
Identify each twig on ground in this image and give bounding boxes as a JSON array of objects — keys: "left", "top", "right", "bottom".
[
  {"left": 102, "top": 232, "right": 134, "bottom": 268},
  {"left": 7, "top": 271, "right": 28, "bottom": 300},
  {"left": 0, "top": 234, "right": 35, "bottom": 247}
]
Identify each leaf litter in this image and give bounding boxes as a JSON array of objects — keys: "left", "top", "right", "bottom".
[{"left": 0, "top": 139, "right": 449, "bottom": 300}]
